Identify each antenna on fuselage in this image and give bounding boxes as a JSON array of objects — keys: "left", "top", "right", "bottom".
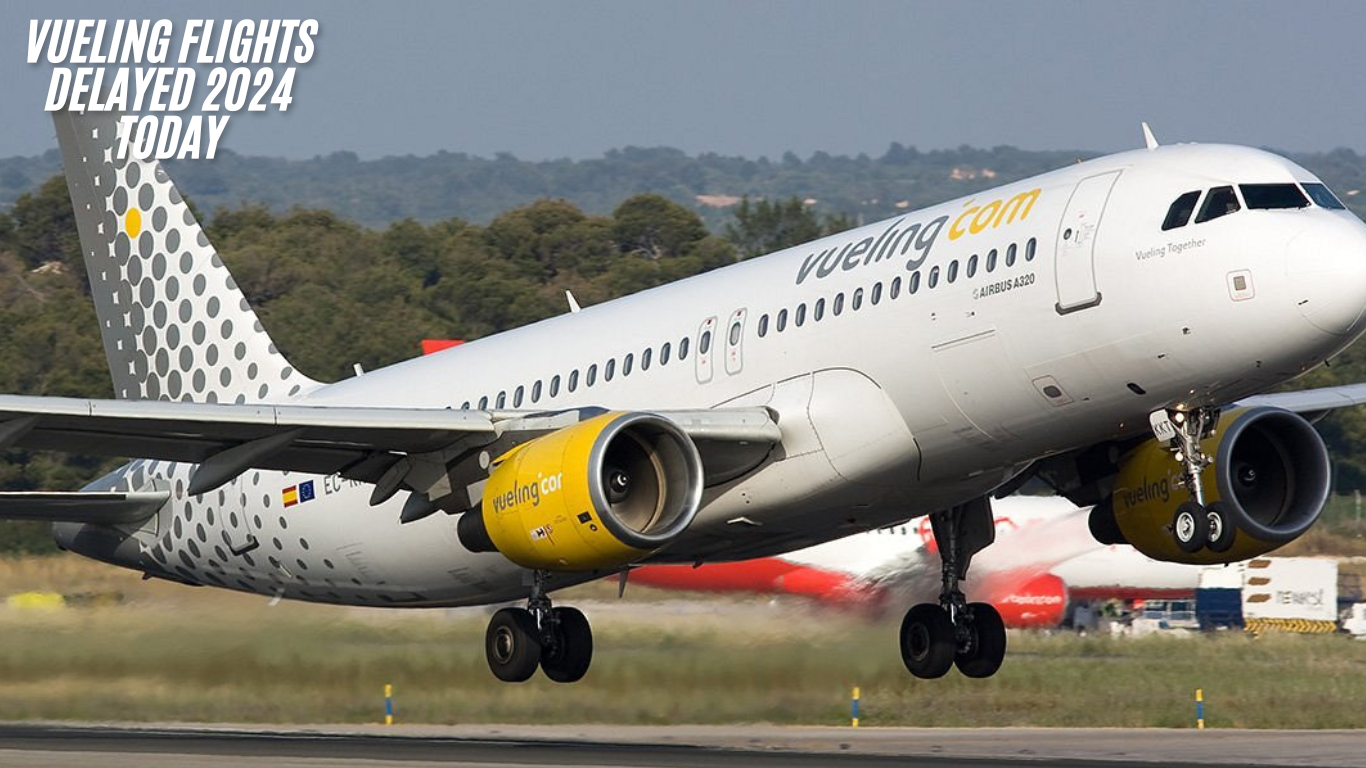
[{"left": 1141, "top": 122, "right": 1160, "bottom": 150}]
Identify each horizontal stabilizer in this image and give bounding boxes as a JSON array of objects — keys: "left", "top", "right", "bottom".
[{"left": 0, "top": 491, "right": 168, "bottom": 525}]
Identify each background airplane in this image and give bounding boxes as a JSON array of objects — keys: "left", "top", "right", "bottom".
[{"left": 628, "top": 495, "right": 1202, "bottom": 628}]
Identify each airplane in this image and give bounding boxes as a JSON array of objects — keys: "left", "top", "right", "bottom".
[
  {"left": 629, "top": 494, "right": 1204, "bottom": 628},
  {"left": 2, "top": 108, "right": 1365, "bottom": 686}
]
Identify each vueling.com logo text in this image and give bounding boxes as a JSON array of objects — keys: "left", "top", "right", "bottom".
[{"left": 948, "top": 188, "right": 1041, "bottom": 241}]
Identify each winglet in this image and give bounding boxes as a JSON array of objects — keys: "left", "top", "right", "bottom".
[
  {"left": 566, "top": 290, "right": 582, "bottom": 313},
  {"left": 1141, "top": 122, "right": 1159, "bottom": 150}
]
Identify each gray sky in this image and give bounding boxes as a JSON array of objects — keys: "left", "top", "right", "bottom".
[{"left": 6, "top": 1, "right": 1366, "bottom": 161}]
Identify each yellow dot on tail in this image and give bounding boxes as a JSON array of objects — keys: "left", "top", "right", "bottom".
[{"left": 125, "top": 208, "right": 142, "bottom": 238}]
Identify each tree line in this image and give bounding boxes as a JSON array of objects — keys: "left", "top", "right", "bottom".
[{"left": 5, "top": 142, "right": 1366, "bottom": 231}]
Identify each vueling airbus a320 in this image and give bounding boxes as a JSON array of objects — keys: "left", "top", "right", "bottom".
[{"left": 4, "top": 110, "right": 1365, "bottom": 683}]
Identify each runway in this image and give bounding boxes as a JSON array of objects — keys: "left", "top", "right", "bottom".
[{"left": 0, "top": 724, "right": 1363, "bottom": 768}]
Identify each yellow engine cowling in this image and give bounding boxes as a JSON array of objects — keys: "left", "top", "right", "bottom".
[
  {"left": 1098, "top": 407, "right": 1329, "bottom": 564},
  {"left": 457, "top": 411, "right": 704, "bottom": 571}
]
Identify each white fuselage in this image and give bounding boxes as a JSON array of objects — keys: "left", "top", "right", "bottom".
[{"left": 60, "top": 143, "right": 1366, "bottom": 608}]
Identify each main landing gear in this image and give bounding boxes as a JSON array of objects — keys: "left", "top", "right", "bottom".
[
  {"left": 1152, "top": 407, "right": 1235, "bottom": 553},
  {"left": 485, "top": 571, "right": 593, "bottom": 683},
  {"left": 899, "top": 498, "right": 1007, "bottom": 679}
]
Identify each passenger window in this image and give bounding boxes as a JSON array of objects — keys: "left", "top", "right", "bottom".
[
  {"left": 1240, "top": 184, "right": 1309, "bottom": 210},
  {"left": 461, "top": 401, "right": 470, "bottom": 410},
  {"left": 478, "top": 395, "right": 488, "bottom": 409},
  {"left": 947, "top": 260, "right": 959, "bottom": 283},
  {"left": 1005, "top": 243, "right": 1017, "bottom": 267},
  {"left": 852, "top": 288, "right": 864, "bottom": 310},
  {"left": 833, "top": 293, "right": 845, "bottom": 315},
  {"left": 605, "top": 358, "right": 616, "bottom": 382},
  {"left": 729, "top": 322, "right": 742, "bottom": 345},
  {"left": 700, "top": 331, "right": 712, "bottom": 354},
  {"left": 758, "top": 314, "right": 769, "bottom": 337},
  {"left": 1195, "top": 186, "right": 1240, "bottom": 223},
  {"left": 679, "top": 337, "right": 690, "bottom": 360},
  {"left": 1304, "top": 182, "right": 1347, "bottom": 210},
  {"left": 496, "top": 391, "right": 507, "bottom": 408},
  {"left": 814, "top": 297, "right": 826, "bottom": 321},
  {"left": 642, "top": 348, "right": 652, "bottom": 371},
  {"left": 531, "top": 381, "right": 542, "bottom": 403},
  {"left": 890, "top": 277, "right": 901, "bottom": 299},
  {"left": 550, "top": 375, "right": 561, "bottom": 397},
  {"left": 928, "top": 266, "right": 940, "bottom": 289},
  {"left": 777, "top": 309, "right": 788, "bottom": 331},
  {"left": 871, "top": 282, "right": 882, "bottom": 305},
  {"left": 623, "top": 353, "right": 633, "bottom": 376},
  {"left": 986, "top": 248, "right": 998, "bottom": 272},
  {"left": 514, "top": 385, "right": 525, "bottom": 407},
  {"left": 909, "top": 271, "right": 921, "bottom": 294},
  {"left": 1161, "top": 191, "right": 1201, "bottom": 230},
  {"left": 1025, "top": 238, "right": 1036, "bottom": 261},
  {"left": 569, "top": 370, "right": 580, "bottom": 392},
  {"left": 661, "top": 342, "right": 672, "bottom": 364},
  {"left": 795, "top": 303, "right": 806, "bottom": 327},
  {"left": 587, "top": 364, "right": 598, "bottom": 387},
  {"left": 966, "top": 254, "right": 978, "bottom": 278}
]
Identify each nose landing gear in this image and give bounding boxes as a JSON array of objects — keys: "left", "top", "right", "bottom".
[
  {"left": 1151, "top": 407, "right": 1231, "bottom": 552},
  {"left": 484, "top": 570, "right": 594, "bottom": 683},
  {"left": 899, "top": 498, "right": 1007, "bottom": 679}
]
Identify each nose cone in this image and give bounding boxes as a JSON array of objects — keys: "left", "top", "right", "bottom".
[{"left": 1288, "top": 218, "right": 1366, "bottom": 336}]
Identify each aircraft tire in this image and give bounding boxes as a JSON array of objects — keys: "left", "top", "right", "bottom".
[
  {"left": 899, "top": 603, "right": 954, "bottom": 679},
  {"left": 956, "top": 602, "right": 1007, "bottom": 679},
  {"left": 486, "top": 607, "right": 542, "bottom": 683},
  {"left": 1172, "top": 501, "right": 1209, "bottom": 554},
  {"left": 1206, "top": 502, "right": 1236, "bottom": 552},
  {"left": 540, "top": 606, "right": 594, "bottom": 683}
]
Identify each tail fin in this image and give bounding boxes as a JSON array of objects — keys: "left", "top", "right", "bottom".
[{"left": 52, "top": 109, "right": 319, "bottom": 404}]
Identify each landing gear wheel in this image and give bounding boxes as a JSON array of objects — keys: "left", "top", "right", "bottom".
[
  {"left": 955, "top": 603, "right": 1007, "bottom": 678},
  {"left": 900, "top": 603, "right": 955, "bottom": 679},
  {"left": 1206, "top": 502, "right": 1235, "bottom": 553},
  {"left": 486, "top": 607, "right": 542, "bottom": 683},
  {"left": 540, "top": 606, "right": 594, "bottom": 683},
  {"left": 1173, "top": 501, "right": 1209, "bottom": 554}
]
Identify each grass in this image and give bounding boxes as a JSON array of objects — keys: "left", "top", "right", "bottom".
[{"left": 0, "top": 555, "right": 1365, "bottom": 727}]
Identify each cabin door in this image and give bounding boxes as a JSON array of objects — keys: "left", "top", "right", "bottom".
[{"left": 1054, "top": 170, "right": 1120, "bottom": 314}]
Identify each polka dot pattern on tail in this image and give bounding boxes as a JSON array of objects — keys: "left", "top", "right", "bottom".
[{"left": 51, "top": 109, "right": 320, "bottom": 404}]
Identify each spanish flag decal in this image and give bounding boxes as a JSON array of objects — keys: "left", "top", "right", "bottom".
[{"left": 282, "top": 480, "right": 316, "bottom": 508}]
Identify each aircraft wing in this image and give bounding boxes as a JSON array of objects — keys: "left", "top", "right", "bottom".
[
  {"left": 0, "top": 394, "right": 778, "bottom": 496},
  {"left": 1238, "top": 383, "right": 1366, "bottom": 420}
]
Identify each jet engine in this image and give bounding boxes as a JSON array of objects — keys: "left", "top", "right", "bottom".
[
  {"left": 1090, "top": 407, "right": 1329, "bottom": 564},
  {"left": 457, "top": 411, "right": 704, "bottom": 571}
]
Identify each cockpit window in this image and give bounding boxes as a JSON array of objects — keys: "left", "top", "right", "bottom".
[
  {"left": 1240, "top": 184, "right": 1308, "bottom": 210},
  {"left": 1162, "top": 191, "right": 1201, "bottom": 231},
  {"left": 1194, "top": 186, "right": 1240, "bottom": 223},
  {"left": 1303, "top": 182, "right": 1347, "bottom": 210}
]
